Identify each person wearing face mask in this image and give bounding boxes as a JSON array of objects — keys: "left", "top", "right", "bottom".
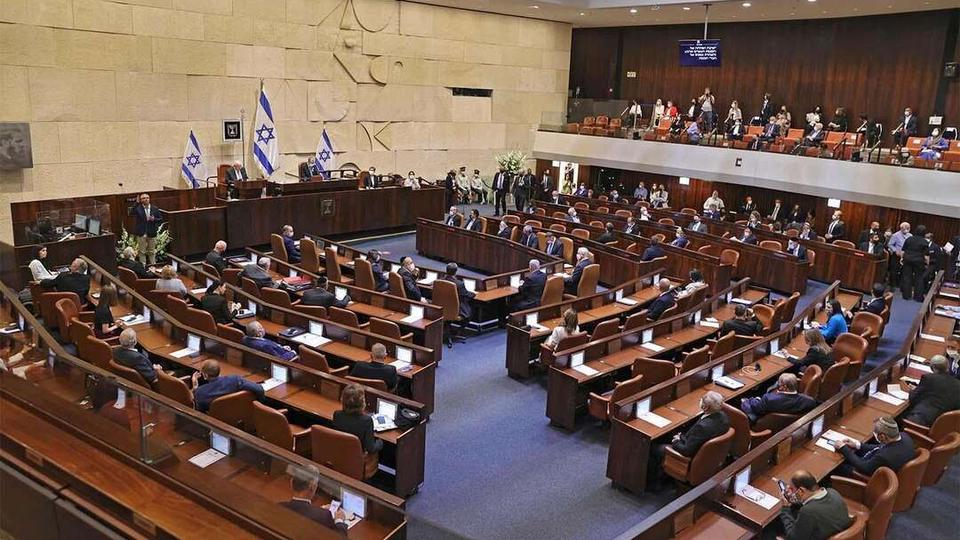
[
  {"left": 397, "top": 256, "right": 422, "bottom": 301},
  {"left": 403, "top": 170, "right": 421, "bottom": 189},
  {"left": 470, "top": 169, "right": 486, "bottom": 204},
  {"left": 834, "top": 416, "right": 915, "bottom": 477},
  {"left": 367, "top": 250, "right": 389, "bottom": 292},
  {"left": 648, "top": 391, "right": 729, "bottom": 490},
  {"left": 652, "top": 98, "right": 665, "bottom": 126},
  {"left": 496, "top": 220, "right": 512, "bottom": 239},
  {"left": 281, "top": 225, "right": 301, "bottom": 263},
  {"left": 463, "top": 209, "right": 481, "bottom": 232},
  {"left": 688, "top": 214, "right": 708, "bottom": 233},
  {"left": 777, "top": 470, "right": 851, "bottom": 540},
  {"left": 887, "top": 221, "right": 911, "bottom": 288},
  {"left": 740, "top": 374, "right": 817, "bottom": 424},
  {"left": 893, "top": 106, "right": 918, "bottom": 148},
  {"left": 918, "top": 128, "right": 949, "bottom": 160},
  {"left": 824, "top": 210, "right": 845, "bottom": 241},
  {"left": 786, "top": 237, "right": 807, "bottom": 262}
]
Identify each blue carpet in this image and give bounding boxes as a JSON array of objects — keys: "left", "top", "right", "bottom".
[{"left": 345, "top": 231, "right": 953, "bottom": 540}]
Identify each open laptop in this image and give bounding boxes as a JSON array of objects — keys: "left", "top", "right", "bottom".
[{"left": 372, "top": 398, "right": 398, "bottom": 432}]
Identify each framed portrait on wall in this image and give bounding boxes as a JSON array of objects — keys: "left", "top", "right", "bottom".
[{"left": 0, "top": 123, "right": 33, "bottom": 170}]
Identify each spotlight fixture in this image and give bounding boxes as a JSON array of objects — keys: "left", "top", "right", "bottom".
[
  {"left": 630, "top": 8, "right": 638, "bottom": 13},
  {"left": 741, "top": 2, "right": 751, "bottom": 6},
  {"left": 682, "top": 6, "right": 691, "bottom": 10}
]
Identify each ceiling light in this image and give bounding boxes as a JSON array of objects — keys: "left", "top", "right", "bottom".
[
  {"left": 741, "top": 2, "right": 751, "bottom": 6},
  {"left": 630, "top": 8, "right": 638, "bottom": 13},
  {"left": 579, "top": 11, "right": 585, "bottom": 15},
  {"left": 529, "top": 4, "right": 539, "bottom": 8},
  {"left": 807, "top": 0, "right": 816, "bottom": 2},
  {"left": 682, "top": 6, "right": 691, "bottom": 10}
]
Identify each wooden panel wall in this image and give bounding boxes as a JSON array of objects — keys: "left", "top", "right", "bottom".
[{"left": 570, "top": 9, "right": 959, "bottom": 134}]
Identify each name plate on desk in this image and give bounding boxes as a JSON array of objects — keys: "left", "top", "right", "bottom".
[
  {"left": 290, "top": 333, "right": 330, "bottom": 348},
  {"left": 641, "top": 341, "right": 665, "bottom": 353},
  {"left": 401, "top": 305, "right": 424, "bottom": 323},
  {"left": 909, "top": 362, "right": 933, "bottom": 373},
  {"left": 886, "top": 385, "right": 909, "bottom": 400},
  {"left": 637, "top": 411, "right": 671, "bottom": 428},
  {"left": 919, "top": 333, "right": 945, "bottom": 342},
  {"left": 191, "top": 287, "right": 207, "bottom": 295},
  {"left": 188, "top": 448, "right": 227, "bottom": 468},
  {"left": 699, "top": 320, "right": 720, "bottom": 328},
  {"left": 616, "top": 296, "right": 638, "bottom": 306},
  {"left": 572, "top": 364, "right": 599, "bottom": 377},
  {"left": 510, "top": 274, "right": 521, "bottom": 288},
  {"left": 730, "top": 297, "right": 753, "bottom": 305},
  {"left": 871, "top": 392, "right": 905, "bottom": 406}
]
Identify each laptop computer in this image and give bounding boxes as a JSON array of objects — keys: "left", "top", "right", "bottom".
[{"left": 372, "top": 398, "right": 398, "bottom": 432}]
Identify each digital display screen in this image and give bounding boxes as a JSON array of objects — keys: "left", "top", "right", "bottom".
[{"left": 679, "top": 39, "right": 721, "bottom": 67}]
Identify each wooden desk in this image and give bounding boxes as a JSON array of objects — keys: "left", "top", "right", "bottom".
[
  {"left": 268, "top": 179, "right": 359, "bottom": 195},
  {"left": 160, "top": 206, "right": 226, "bottom": 258},
  {"left": 10, "top": 233, "right": 117, "bottom": 291}
]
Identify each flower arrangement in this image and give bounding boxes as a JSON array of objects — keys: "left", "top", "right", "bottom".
[
  {"left": 495, "top": 150, "right": 528, "bottom": 175},
  {"left": 116, "top": 224, "right": 172, "bottom": 262}
]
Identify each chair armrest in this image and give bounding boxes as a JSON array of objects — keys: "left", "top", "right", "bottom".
[
  {"left": 357, "top": 322, "right": 369, "bottom": 330},
  {"left": 291, "top": 426, "right": 311, "bottom": 438},
  {"left": 400, "top": 332, "right": 414, "bottom": 343},
  {"left": 276, "top": 408, "right": 289, "bottom": 416},
  {"left": 850, "top": 470, "right": 871, "bottom": 483},
  {"left": 706, "top": 338, "right": 718, "bottom": 347},
  {"left": 330, "top": 366, "right": 349, "bottom": 377},
  {"left": 587, "top": 391, "right": 611, "bottom": 404},
  {"left": 829, "top": 475, "right": 867, "bottom": 502},
  {"left": 903, "top": 427, "right": 935, "bottom": 449},
  {"left": 901, "top": 418, "right": 930, "bottom": 435},
  {"left": 289, "top": 299, "right": 301, "bottom": 307},
  {"left": 79, "top": 311, "right": 96, "bottom": 324},
  {"left": 663, "top": 445, "right": 690, "bottom": 464},
  {"left": 749, "top": 429, "right": 772, "bottom": 447}
]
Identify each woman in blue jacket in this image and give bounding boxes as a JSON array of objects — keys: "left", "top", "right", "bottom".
[{"left": 817, "top": 299, "right": 848, "bottom": 344}]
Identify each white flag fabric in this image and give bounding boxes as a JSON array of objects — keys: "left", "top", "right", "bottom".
[
  {"left": 180, "top": 130, "right": 206, "bottom": 188},
  {"left": 315, "top": 128, "right": 336, "bottom": 179},
  {"left": 252, "top": 84, "right": 279, "bottom": 177}
]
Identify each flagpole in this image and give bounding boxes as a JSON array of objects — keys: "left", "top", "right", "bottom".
[{"left": 239, "top": 107, "right": 246, "bottom": 171}]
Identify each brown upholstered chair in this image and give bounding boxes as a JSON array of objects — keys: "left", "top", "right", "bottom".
[
  {"left": 270, "top": 233, "right": 288, "bottom": 262},
  {"left": 108, "top": 359, "right": 150, "bottom": 388},
  {"left": 432, "top": 279, "right": 463, "bottom": 346},
  {"left": 631, "top": 357, "right": 676, "bottom": 389},
  {"left": 753, "top": 304, "right": 776, "bottom": 335},
  {"left": 818, "top": 358, "right": 849, "bottom": 401},
  {"left": 261, "top": 287, "right": 298, "bottom": 310},
  {"left": 832, "top": 333, "right": 868, "bottom": 383},
  {"left": 562, "top": 263, "right": 599, "bottom": 301},
  {"left": 252, "top": 401, "right": 309, "bottom": 454},
  {"left": 833, "top": 239, "right": 856, "bottom": 249},
  {"left": 217, "top": 323, "right": 244, "bottom": 343},
  {"left": 680, "top": 207, "right": 697, "bottom": 215},
  {"left": 298, "top": 346, "right": 348, "bottom": 376},
  {"left": 539, "top": 333, "right": 589, "bottom": 370},
  {"left": 388, "top": 272, "right": 406, "bottom": 298},
  {"left": 782, "top": 292, "right": 801, "bottom": 321},
  {"left": 806, "top": 248, "right": 816, "bottom": 266},
  {"left": 657, "top": 218, "right": 674, "bottom": 226},
  {"left": 663, "top": 428, "right": 735, "bottom": 486},
  {"left": 69, "top": 318, "right": 95, "bottom": 348},
  {"left": 560, "top": 237, "right": 575, "bottom": 263},
  {"left": 201, "top": 262, "right": 221, "bottom": 279},
  {"left": 241, "top": 277, "right": 262, "bottom": 298},
  {"left": 324, "top": 248, "right": 353, "bottom": 285},
  {"left": 759, "top": 240, "right": 782, "bottom": 251},
  {"left": 155, "top": 371, "right": 194, "bottom": 408},
  {"left": 708, "top": 330, "right": 737, "bottom": 360},
  {"left": 310, "top": 425, "right": 378, "bottom": 480},
  {"left": 81, "top": 336, "right": 114, "bottom": 371},
  {"left": 890, "top": 448, "right": 930, "bottom": 512},
  {"left": 622, "top": 310, "right": 648, "bottom": 331},
  {"left": 587, "top": 374, "right": 643, "bottom": 422},
  {"left": 220, "top": 267, "right": 241, "bottom": 286},
  {"left": 615, "top": 209, "right": 632, "bottom": 218},
  {"left": 294, "top": 304, "right": 326, "bottom": 319},
  {"left": 826, "top": 513, "right": 866, "bottom": 540},
  {"left": 354, "top": 259, "right": 376, "bottom": 291},
  {"left": 754, "top": 412, "right": 800, "bottom": 436},
  {"left": 850, "top": 312, "right": 883, "bottom": 354},
  {"left": 184, "top": 307, "right": 218, "bottom": 335},
  {"left": 649, "top": 233, "right": 666, "bottom": 243},
  {"left": 571, "top": 228, "right": 590, "bottom": 240},
  {"left": 719, "top": 249, "right": 739, "bottom": 269},
  {"left": 328, "top": 306, "right": 367, "bottom": 329},
  {"left": 573, "top": 202, "right": 589, "bottom": 210},
  {"left": 369, "top": 318, "right": 412, "bottom": 343},
  {"left": 830, "top": 467, "right": 898, "bottom": 540},
  {"left": 208, "top": 390, "right": 256, "bottom": 431},
  {"left": 540, "top": 275, "right": 564, "bottom": 306},
  {"left": 549, "top": 223, "right": 567, "bottom": 233},
  {"left": 118, "top": 266, "right": 140, "bottom": 287},
  {"left": 38, "top": 291, "right": 82, "bottom": 327},
  {"left": 678, "top": 345, "right": 709, "bottom": 374},
  {"left": 346, "top": 375, "right": 388, "bottom": 392},
  {"left": 799, "top": 364, "right": 822, "bottom": 398},
  {"left": 906, "top": 431, "right": 960, "bottom": 486},
  {"left": 722, "top": 403, "right": 777, "bottom": 457},
  {"left": 902, "top": 410, "right": 960, "bottom": 444},
  {"left": 299, "top": 238, "right": 322, "bottom": 273}
]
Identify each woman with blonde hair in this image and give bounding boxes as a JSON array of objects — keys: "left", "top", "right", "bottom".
[
  {"left": 156, "top": 265, "right": 189, "bottom": 296},
  {"left": 545, "top": 308, "right": 580, "bottom": 350},
  {"left": 790, "top": 328, "right": 833, "bottom": 372}
]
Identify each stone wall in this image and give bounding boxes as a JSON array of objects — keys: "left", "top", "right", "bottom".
[{"left": 0, "top": 0, "right": 571, "bottom": 243}]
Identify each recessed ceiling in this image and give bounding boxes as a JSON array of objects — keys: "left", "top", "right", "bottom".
[{"left": 408, "top": 0, "right": 956, "bottom": 28}]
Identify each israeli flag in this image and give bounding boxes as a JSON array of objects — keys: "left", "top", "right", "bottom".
[
  {"left": 252, "top": 84, "right": 280, "bottom": 177},
  {"left": 315, "top": 128, "right": 336, "bottom": 179},
  {"left": 180, "top": 130, "right": 206, "bottom": 188}
]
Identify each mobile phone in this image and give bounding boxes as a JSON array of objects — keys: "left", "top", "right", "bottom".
[
  {"left": 774, "top": 478, "right": 787, "bottom": 494},
  {"left": 754, "top": 362, "right": 761, "bottom": 372}
]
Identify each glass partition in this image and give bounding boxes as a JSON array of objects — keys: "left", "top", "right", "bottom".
[{"left": 14, "top": 198, "right": 111, "bottom": 245}]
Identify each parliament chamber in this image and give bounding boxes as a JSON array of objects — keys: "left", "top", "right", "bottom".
[{"left": 2, "top": 1, "right": 959, "bottom": 539}]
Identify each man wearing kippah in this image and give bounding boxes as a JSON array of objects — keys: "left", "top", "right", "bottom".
[{"left": 834, "top": 416, "right": 914, "bottom": 477}]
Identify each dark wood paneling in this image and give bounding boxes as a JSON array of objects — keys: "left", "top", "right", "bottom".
[{"left": 572, "top": 9, "right": 959, "bottom": 133}]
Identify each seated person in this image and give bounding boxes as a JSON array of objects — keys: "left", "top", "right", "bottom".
[
  {"left": 835, "top": 416, "right": 915, "bottom": 476},
  {"left": 118, "top": 246, "right": 153, "bottom": 279},
  {"left": 349, "top": 343, "right": 397, "bottom": 391},
  {"left": 496, "top": 220, "right": 512, "bottom": 239},
  {"left": 685, "top": 120, "right": 702, "bottom": 144},
  {"left": 675, "top": 269, "right": 708, "bottom": 299},
  {"left": 242, "top": 257, "right": 277, "bottom": 289},
  {"left": 403, "top": 170, "right": 422, "bottom": 189},
  {"left": 720, "top": 304, "right": 764, "bottom": 336},
  {"left": 113, "top": 328, "right": 160, "bottom": 386},
  {"left": 740, "top": 373, "right": 817, "bottom": 423},
  {"left": 241, "top": 321, "right": 296, "bottom": 360},
  {"left": 563, "top": 248, "right": 593, "bottom": 294},
  {"left": 845, "top": 283, "right": 886, "bottom": 319},
  {"left": 443, "top": 206, "right": 462, "bottom": 227},
  {"left": 200, "top": 281, "right": 239, "bottom": 324},
  {"left": 597, "top": 222, "right": 616, "bottom": 243},
  {"left": 363, "top": 249, "right": 390, "bottom": 292},
  {"left": 798, "top": 222, "right": 816, "bottom": 240},
  {"left": 646, "top": 278, "right": 676, "bottom": 321},
  {"left": 463, "top": 209, "right": 482, "bottom": 232},
  {"left": 670, "top": 228, "right": 689, "bottom": 249},
  {"left": 566, "top": 207, "right": 581, "bottom": 223},
  {"left": 903, "top": 355, "right": 960, "bottom": 426},
  {"left": 638, "top": 206, "right": 652, "bottom": 221},
  {"left": 624, "top": 216, "right": 640, "bottom": 235},
  {"left": 192, "top": 359, "right": 265, "bottom": 412},
  {"left": 156, "top": 265, "right": 189, "bottom": 296},
  {"left": 573, "top": 184, "right": 587, "bottom": 197},
  {"left": 333, "top": 384, "right": 383, "bottom": 454},
  {"left": 859, "top": 232, "right": 886, "bottom": 256},
  {"left": 799, "top": 122, "right": 825, "bottom": 147},
  {"left": 811, "top": 300, "right": 847, "bottom": 344},
  {"left": 734, "top": 227, "right": 758, "bottom": 245},
  {"left": 93, "top": 283, "right": 121, "bottom": 338},
  {"left": 439, "top": 263, "right": 475, "bottom": 321},
  {"left": 281, "top": 225, "right": 301, "bottom": 263},
  {"left": 281, "top": 470, "right": 349, "bottom": 532},
  {"left": 513, "top": 259, "right": 546, "bottom": 311},
  {"left": 649, "top": 391, "right": 729, "bottom": 488},
  {"left": 918, "top": 128, "right": 949, "bottom": 160},
  {"left": 640, "top": 237, "right": 665, "bottom": 261},
  {"left": 205, "top": 240, "right": 228, "bottom": 275},
  {"left": 703, "top": 204, "right": 722, "bottom": 221},
  {"left": 298, "top": 156, "right": 321, "bottom": 180},
  {"left": 397, "top": 257, "right": 422, "bottom": 301},
  {"left": 753, "top": 116, "right": 780, "bottom": 149},
  {"left": 301, "top": 276, "right": 350, "bottom": 309},
  {"left": 688, "top": 214, "right": 709, "bottom": 232},
  {"left": 518, "top": 224, "right": 537, "bottom": 247},
  {"left": 790, "top": 328, "right": 834, "bottom": 372},
  {"left": 40, "top": 258, "right": 90, "bottom": 302},
  {"left": 786, "top": 237, "right": 807, "bottom": 262},
  {"left": 778, "top": 470, "right": 852, "bottom": 540},
  {"left": 28, "top": 245, "right": 57, "bottom": 281},
  {"left": 726, "top": 118, "right": 746, "bottom": 140},
  {"left": 544, "top": 232, "right": 564, "bottom": 258},
  {"left": 544, "top": 308, "right": 579, "bottom": 350}
]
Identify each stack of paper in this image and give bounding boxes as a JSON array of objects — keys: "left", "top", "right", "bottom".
[
  {"left": 637, "top": 411, "right": 671, "bottom": 428},
  {"left": 886, "top": 384, "right": 909, "bottom": 400},
  {"left": 400, "top": 313, "right": 423, "bottom": 323},
  {"left": 738, "top": 486, "right": 779, "bottom": 509},
  {"left": 616, "top": 297, "right": 638, "bottom": 306},
  {"left": 699, "top": 320, "right": 720, "bottom": 328},
  {"left": 731, "top": 297, "right": 753, "bottom": 305},
  {"left": 119, "top": 314, "right": 148, "bottom": 326},
  {"left": 170, "top": 348, "right": 198, "bottom": 359},
  {"left": 641, "top": 342, "right": 665, "bottom": 353},
  {"left": 261, "top": 378, "right": 284, "bottom": 391},
  {"left": 909, "top": 362, "right": 933, "bottom": 373},
  {"left": 290, "top": 333, "right": 331, "bottom": 348},
  {"left": 908, "top": 354, "right": 928, "bottom": 363},
  {"left": 815, "top": 430, "right": 847, "bottom": 452},
  {"left": 573, "top": 364, "right": 599, "bottom": 377},
  {"left": 188, "top": 448, "right": 227, "bottom": 468},
  {"left": 871, "top": 392, "right": 904, "bottom": 406}
]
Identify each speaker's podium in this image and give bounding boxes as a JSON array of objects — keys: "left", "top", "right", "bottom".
[{"left": 217, "top": 163, "right": 265, "bottom": 200}]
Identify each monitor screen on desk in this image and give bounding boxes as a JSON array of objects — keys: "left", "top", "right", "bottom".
[
  {"left": 811, "top": 415, "right": 824, "bottom": 439},
  {"left": 341, "top": 487, "right": 366, "bottom": 519},
  {"left": 73, "top": 214, "right": 88, "bottom": 230},
  {"left": 210, "top": 431, "right": 231, "bottom": 455},
  {"left": 309, "top": 321, "right": 323, "bottom": 336},
  {"left": 187, "top": 333, "right": 201, "bottom": 351},
  {"left": 396, "top": 346, "right": 412, "bottom": 363},
  {"left": 377, "top": 398, "right": 398, "bottom": 420},
  {"left": 734, "top": 465, "right": 751, "bottom": 493},
  {"left": 271, "top": 363, "right": 289, "bottom": 382},
  {"left": 87, "top": 218, "right": 101, "bottom": 236},
  {"left": 570, "top": 351, "right": 585, "bottom": 367},
  {"left": 334, "top": 286, "right": 348, "bottom": 301}
]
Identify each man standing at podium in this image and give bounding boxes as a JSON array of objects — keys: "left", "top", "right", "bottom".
[{"left": 133, "top": 193, "right": 162, "bottom": 266}]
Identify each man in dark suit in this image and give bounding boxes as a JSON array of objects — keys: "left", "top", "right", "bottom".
[
  {"left": 624, "top": 216, "right": 640, "bottom": 235},
  {"left": 703, "top": 204, "right": 723, "bottom": 221},
  {"left": 735, "top": 227, "right": 758, "bottom": 245},
  {"left": 726, "top": 118, "right": 746, "bottom": 141},
  {"left": 298, "top": 157, "right": 321, "bottom": 181},
  {"left": 200, "top": 281, "right": 239, "bottom": 324},
  {"left": 281, "top": 473, "right": 348, "bottom": 532},
  {"left": 519, "top": 225, "right": 538, "bottom": 248},
  {"left": 41, "top": 258, "right": 90, "bottom": 302},
  {"left": 205, "top": 240, "right": 228, "bottom": 274},
  {"left": 894, "top": 106, "right": 918, "bottom": 147},
  {"left": 646, "top": 279, "right": 676, "bottom": 321},
  {"left": 192, "top": 359, "right": 265, "bottom": 412},
  {"left": 786, "top": 238, "right": 807, "bottom": 262},
  {"left": 566, "top": 207, "right": 581, "bottom": 223},
  {"left": 573, "top": 184, "right": 588, "bottom": 197},
  {"left": 492, "top": 168, "right": 510, "bottom": 216},
  {"left": 753, "top": 117, "right": 780, "bottom": 149},
  {"left": 824, "top": 211, "right": 846, "bottom": 241},
  {"left": 544, "top": 233, "right": 564, "bottom": 258},
  {"left": 242, "top": 257, "right": 276, "bottom": 289},
  {"left": 901, "top": 225, "right": 930, "bottom": 301},
  {"left": 513, "top": 168, "right": 534, "bottom": 211},
  {"left": 301, "top": 276, "right": 351, "bottom": 309},
  {"left": 281, "top": 225, "right": 301, "bottom": 263},
  {"left": 496, "top": 221, "right": 512, "bottom": 239},
  {"left": 118, "top": 247, "right": 154, "bottom": 278},
  {"left": 363, "top": 166, "right": 381, "bottom": 189},
  {"left": 463, "top": 209, "right": 482, "bottom": 232},
  {"left": 798, "top": 123, "right": 825, "bottom": 149},
  {"left": 114, "top": 329, "right": 160, "bottom": 386},
  {"left": 349, "top": 343, "right": 398, "bottom": 390},
  {"left": 649, "top": 391, "right": 729, "bottom": 489},
  {"left": 225, "top": 161, "right": 248, "bottom": 184},
  {"left": 848, "top": 283, "right": 886, "bottom": 318},
  {"left": 368, "top": 250, "right": 389, "bottom": 292},
  {"left": 548, "top": 190, "right": 561, "bottom": 204},
  {"left": 739, "top": 196, "right": 756, "bottom": 214},
  {"left": 688, "top": 214, "right": 709, "bottom": 233},
  {"left": 787, "top": 206, "right": 805, "bottom": 227},
  {"left": 904, "top": 355, "right": 960, "bottom": 426},
  {"left": 767, "top": 198, "right": 784, "bottom": 222},
  {"left": 858, "top": 221, "right": 882, "bottom": 246},
  {"left": 836, "top": 416, "right": 915, "bottom": 476},
  {"left": 640, "top": 237, "right": 666, "bottom": 261},
  {"left": 670, "top": 228, "right": 689, "bottom": 249},
  {"left": 798, "top": 223, "right": 817, "bottom": 241},
  {"left": 513, "top": 259, "right": 546, "bottom": 311},
  {"left": 860, "top": 232, "right": 885, "bottom": 256},
  {"left": 443, "top": 206, "right": 462, "bottom": 227},
  {"left": 132, "top": 193, "right": 162, "bottom": 265},
  {"left": 439, "top": 263, "right": 475, "bottom": 320},
  {"left": 740, "top": 373, "right": 817, "bottom": 423},
  {"left": 564, "top": 248, "right": 592, "bottom": 295},
  {"left": 397, "top": 257, "right": 422, "bottom": 301},
  {"left": 720, "top": 305, "right": 764, "bottom": 336},
  {"left": 758, "top": 93, "right": 776, "bottom": 123},
  {"left": 539, "top": 171, "right": 553, "bottom": 200},
  {"left": 597, "top": 222, "right": 616, "bottom": 244}
]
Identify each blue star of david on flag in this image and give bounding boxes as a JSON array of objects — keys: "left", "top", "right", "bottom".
[
  {"left": 315, "top": 128, "right": 336, "bottom": 179},
  {"left": 180, "top": 130, "right": 206, "bottom": 189},
  {"left": 252, "top": 84, "right": 280, "bottom": 177},
  {"left": 256, "top": 124, "right": 275, "bottom": 144}
]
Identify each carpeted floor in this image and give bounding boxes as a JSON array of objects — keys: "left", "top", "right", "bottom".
[{"left": 346, "top": 227, "right": 958, "bottom": 540}]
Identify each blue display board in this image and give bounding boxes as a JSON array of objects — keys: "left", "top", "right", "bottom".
[{"left": 679, "top": 40, "right": 721, "bottom": 67}]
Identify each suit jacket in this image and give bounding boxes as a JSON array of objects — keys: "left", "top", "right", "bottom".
[
  {"left": 280, "top": 499, "right": 348, "bottom": 533},
  {"left": 515, "top": 270, "right": 546, "bottom": 310},
  {"left": 370, "top": 260, "right": 389, "bottom": 292},
  {"left": 720, "top": 318, "right": 764, "bottom": 336},
  {"left": 205, "top": 250, "right": 227, "bottom": 274},
  {"left": 544, "top": 239, "right": 564, "bottom": 258},
  {"left": 647, "top": 292, "right": 676, "bottom": 321},
  {"left": 564, "top": 259, "right": 590, "bottom": 294},
  {"left": 779, "top": 488, "right": 852, "bottom": 540},
  {"left": 759, "top": 100, "right": 776, "bottom": 120},
  {"left": 364, "top": 174, "right": 381, "bottom": 189},
  {"left": 200, "top": 293, "right": 236, "bottom": 324},
  {"left": 520, "top": 232, "right": 538, "bottom": 248},
  {"left": 132, "top": 204, "right": 162, "bottom": 237},
  {"left": 443, "top": 213, "right": 463, "bottom": 227},
  {"left": 41, "top": 272, "right": 90, "bottom": 301},
  {"left": 119, "top": 258, "right": 153, "bottom": 279},
  {"left": 670, "top": 237, "right": 690, "bottom": 249},
  {"left": 787, "top": 244, "right": 808, "bottom": 262},
  {"left": 242, "top": 265, "right": 274, "bottom": 289},
  {"left": 194, "top": 375, "right": 265, "bottom": 412},
  {"left": 905, "top": 372, "right": 960, "bottom": 426},
  {"left": 825, "top": 220, "right": 845, "bottom": 239},
  {"left": 740, "top": 202, "right": 756, "bottom": 214},
  {"left": 704, "top": 210, "right": 723, "bottom": 220},
  {"left": 242, "top": 336, "right": 296, "bottom": 360},
  {"left": 902, "top": 235, "right": 929, "bottom": 264},
  {"left": 398, "top": 268, "right": 422, "bottom": 301},
  {"left": 799, "top": 229, "right": 816, "bottom": 240},
  {"left": 625, "top": 223, "right": 640, "bottom": 235},
  {"left": 281, "top": 235, "right": 301, "bottom": 263},
  {"left": 760, "top": 123, "right": 780, "bottom": 138},
  {"left": 804, "top": 129, "right": 825, "bottom": 144},
  {"left": 767, "top": 204, "right": 783, "bottom": 221},
  {"left": 332, "top": 410, "right": 382, "bottom": 453},
  {"left": 791, "top": 348, "right": 833, "bottom": 372},
  {"left": 903, "top": 115, "right": 918, "bottom": 136},
  {"left": 492, "top": 172, "right": 510, "bottom": 193},
  {"left": 671, "top": 411, "right": 730, "bottom": 457},
  {"left": 787, "top": 211, "right": 805, "bottom": 225},
  {"left": 463, "top": 217, "right": 482, "bottom": 232},
  {"left": 857, "top": 229, "right": 881, "bottom": 246},
  {"left": 839, "top": 432, "right": 915, "bottom": 475},
  {"left": 113, "top": 347, "right": 158, "bottom": 385},
  {"left": 301, "top": 287, "right": 349, "bottom": 309},
  {"left": 441, "top": 274, "right": 475, "bottom": 319},
  {"left": 859, "top": 241, "right": 885, "bottom": 256},
  {"left": 349, "top": 361, "right": 398, "bottom": 391},
  {"left": 298, "top": 161, "right": 321, "bottom": 180},
  {"left": 741, "top": 392, "right": 817, "bottom": 423},
  {"left": 688, "top": 221, "right": 708, "bottom": 233},
  {"left": 640, "top": 245, "right": 665, "bottom": 262},
  {"left": 225, "top": 167, "right": 248, "bottom": 183},
  {"left": 597, "top": 231, "right": 616, "bottom": 244},
  {"left": 497, "top": 227, "right": 512, "bottom": 239},
  {"left": 859, "top": 296, "right": 885, "bottom": 316},
  {"left": 739, "top": 234, "right": 758, "bottom": 245}
]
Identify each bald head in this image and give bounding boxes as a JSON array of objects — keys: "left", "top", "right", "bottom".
[
  {"left": 657, "top": 278, "right": 671, "bottom": 292},
  {"left": 929, "top": 354, "right": 949, "bottom": 374},
  {"left": 119, "top": 328, "right": 138, "bottom": 349},
  {"left": 700, "top": 391, "right": 723, "bottom": 413}
]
